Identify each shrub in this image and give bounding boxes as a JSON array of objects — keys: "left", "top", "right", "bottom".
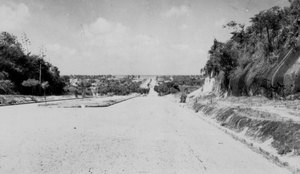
[
  {"left": 154, "top": 82, "right": 180, "bottom": 96},
  {"left": 0, "top": 80, "right": 15, "bottom": 94}
]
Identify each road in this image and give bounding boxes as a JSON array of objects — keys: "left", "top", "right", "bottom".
[{"left": 0, "top": 90, "right": 290, "bottom": 173}]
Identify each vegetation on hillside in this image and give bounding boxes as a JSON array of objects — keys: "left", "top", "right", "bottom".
[
  {"left": 203, "top": 0, "right": 300, "bottom": 97},
  {"left": 0, "top": 32, "right": 66, "bottom": 95}
]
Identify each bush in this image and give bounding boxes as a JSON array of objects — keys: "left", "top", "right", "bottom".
[
  {"left": 154, "top": 82, "right": 180, "bottom": 96},
  {"left": 0, "top": 80, "right": 15, "bottom": 94}
]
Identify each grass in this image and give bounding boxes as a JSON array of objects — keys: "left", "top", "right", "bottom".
[{"left": 193, "top": 101, "right": 300, "bottom": 155}]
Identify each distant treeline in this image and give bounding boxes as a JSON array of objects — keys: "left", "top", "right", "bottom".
[
  {"left": 203, "top": 0, "right": 300, "bottom": 97},
  {"left": 67, "top": 75, "right": 139, "bottom": 80},
  {"left": 154, "top": 75, "right": 204, "bottom": 96},
  {"left": 0, "top": 32, "right": 66, "bottom": 95},
  {"left": 64, "top": 75, "right": 149, "bottom": 96}
]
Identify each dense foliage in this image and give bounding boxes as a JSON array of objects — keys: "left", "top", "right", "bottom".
[
  {"left": 97, "top": 76, "right": 150, "bottom": 95},
  {"left": 154, "top": 82, "right": 180, "bottom": 96},
  {"left": 65, "top": 75, "right": 150, "bottom": 96},
  {"left": 203, "top": 0, "right": 300, "bottom": 97},
  {"left": 172, "top": 75, "right": 204, "bottom": 86},
  {"left": 154, "top": 75, "right": 203, "bottom": 96},
  {"left": 0, "top": 32, "right": 66, "bottom": 95}
]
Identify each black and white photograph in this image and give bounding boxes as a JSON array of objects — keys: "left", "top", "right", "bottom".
[{"left": 0, "top": 0, "right": 300, "bottom": 173}]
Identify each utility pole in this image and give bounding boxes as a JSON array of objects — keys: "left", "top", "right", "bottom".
[
  {"left": 39, "top": 62, "right": 42, "bottom": 84},
  {"left": 39, "top": 61, "right": 42, "bottom": 95},
  {"left": 38, "top": 46, "right": 45, "bottom": 95}
]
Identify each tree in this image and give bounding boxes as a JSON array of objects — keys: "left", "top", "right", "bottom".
[
  {"left": 223, "top": 21, "right": 247, "bottom": 44},
  {"left": 0, "top": 32, "right": 66, "bottom": 95},
  {"left": 77, "top": 80, "right": 91, "bottom": 98},
  {"left": 250, "top": 6, "right": 283, "bottom": 52},
  {"left": 0, "top": 80, "right": 15, "bottom": 94}
]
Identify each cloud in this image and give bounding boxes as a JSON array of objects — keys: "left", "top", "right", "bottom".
[
  {"left": 46, "top": 43, "right": 77, "bottom": 65},
  {"left": 83, "top": 17, "right": 160, "bottom": 51},
  {"left": 62, "top": 16, "right": 164, "bottom": 74},
  {"left": 162, "top": 5, "right": 190, "bottom": 18},
  {"left": 0, "top": 3, "right": 30, "bottom": 31},
  {"left": 171, "top": 44, "right": 190, "bottom": 50},
  {"left": 47, "top": 44, "right": 76, "bottom": 56},
  {"left": 171, "top": 44, "right": 206, "bottom": 56},
  {"left": 52, "top": 16, "right": 204, "bottom": 75},
  {"left": 135, "top": 34, "right": 160, "bottom": 46},
  {"left": 85, "top": 17, "right": 127, "bottom": 35},
  {"left": 214, "top": 18, "right": 227, "bottom": 27},
  {"left": 83, "top": 17, "right": 129, "bottom": 47},
  {"left": 180, "top": 24, "right": 189, "bottom": 30}
]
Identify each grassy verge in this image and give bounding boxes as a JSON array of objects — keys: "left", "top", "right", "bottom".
[
  {"left": 193, "top": 102, "right": 300, "bottom": 155},
  {"left": 188, "top": 96, "right": 300, "bottom": 173},
  {"left": 0, "top": 95, "right": 85, "bottom": 106}
]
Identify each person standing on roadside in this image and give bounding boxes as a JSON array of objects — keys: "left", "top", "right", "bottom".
[
  {"left": 74, "top": 89, "right": 78, "bottom": 98},
  {"left": 180, "top": 88, "right": 188, "bottom": 103}
]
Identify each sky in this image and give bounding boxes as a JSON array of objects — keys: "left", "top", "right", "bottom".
[{"left": 0, "top": 0, "right": 289, "bottom": 75}]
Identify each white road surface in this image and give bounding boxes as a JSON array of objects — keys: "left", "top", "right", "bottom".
[{"left": 0, "top": 86, "right": 290, "bottom": 173}]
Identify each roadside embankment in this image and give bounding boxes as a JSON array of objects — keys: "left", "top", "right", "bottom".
[
  {"left": 0, "top": 93, "right": 142, "bottom": 107},
  {"left": 38, "top": 93, "right": 141, "bottom": 108},
  {"left": 187, "top": 96, "right": 300, "bottom": 173},
  {"left": 0, "top": 95, "right": 78, "bottom": 106}
]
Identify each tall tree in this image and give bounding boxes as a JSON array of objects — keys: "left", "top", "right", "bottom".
[{"left": 250, "top": 6, "right": 283, "bottom": 52}]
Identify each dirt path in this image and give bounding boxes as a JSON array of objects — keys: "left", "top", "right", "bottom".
[{"left": 0, "top": 92, "right": 290, "bottom": 173}]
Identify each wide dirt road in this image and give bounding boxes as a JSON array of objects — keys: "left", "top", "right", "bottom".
[{"left": 0, "top": 94, "right": 290, "bottom": 173}]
